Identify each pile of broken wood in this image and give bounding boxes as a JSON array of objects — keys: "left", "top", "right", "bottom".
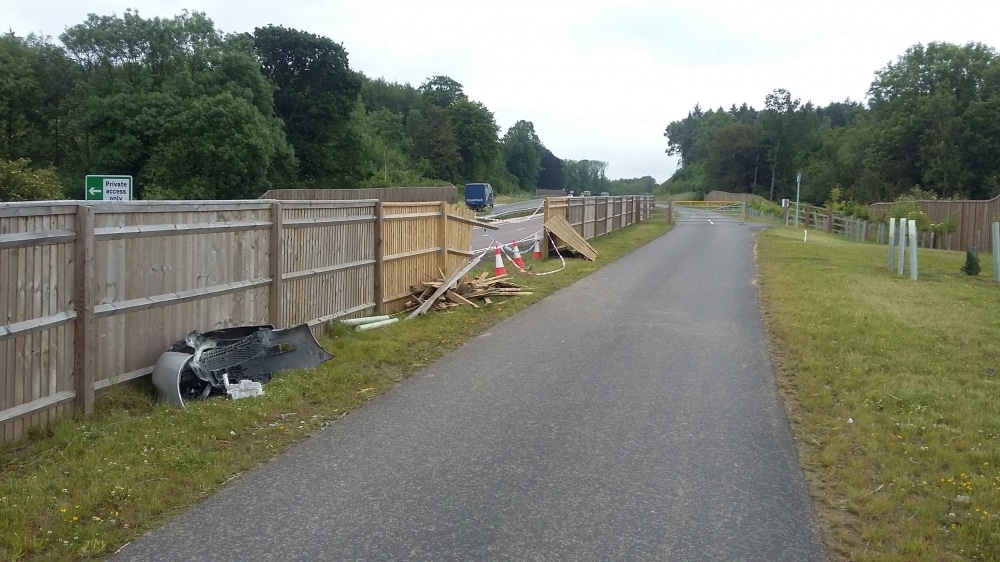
[{"left": 405, "top": 271, "right": 532, "bottom": 316}]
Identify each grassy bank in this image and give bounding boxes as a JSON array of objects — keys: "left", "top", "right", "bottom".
[
  {"left": 757, "top": 227, "right": 1000, "bottom": 561},
  {"left": 0, "top": 211, "right": 670, "bottom": 561}
]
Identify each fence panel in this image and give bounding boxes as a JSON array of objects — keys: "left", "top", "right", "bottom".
[
  {"left": 0, "top": 203, "right": 79, "bottom": 441},
  {"left": 280, "top": 201, "right": 379, "bottom": 332}
]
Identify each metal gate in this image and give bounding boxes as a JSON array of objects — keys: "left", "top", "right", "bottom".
[{"left": 671, "top": 201, "right": 745, "bottom": 225}]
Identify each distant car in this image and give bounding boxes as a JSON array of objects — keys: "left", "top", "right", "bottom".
[
  {"left": 600, "top": 192, "right": 610, "bottom": 197},
  {"left": 581, "top": 191, "right": 591, "bottom": 197}
]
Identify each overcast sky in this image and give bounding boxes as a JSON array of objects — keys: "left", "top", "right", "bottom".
[{"left": 6, "top": 0, "right": 1000, "bottom": 182}]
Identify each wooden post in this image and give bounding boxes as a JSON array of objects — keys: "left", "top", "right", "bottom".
[
  {"left": 541, "top": 198, "right": 551, "bottom": 260},
  {"left": 268, "top": 201, "right": 283, "bottom": 328},
  {"left": 992, "top": 222, "right": 999, "bottom": 282},
  {"left": 73, "top": 204, "right": 95, "bottom": 416},
  {"left": 374, "top": 201, "right": 384, "bottom": 313},
  {"left": 438, "top": 201, "right": 448, "bottom": 274}
]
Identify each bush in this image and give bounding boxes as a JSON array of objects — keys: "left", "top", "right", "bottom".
[
  {"left": 961, "top": 247, "right": 981, "bottom": 276},
  {"left": 0, "top": 158, "right": 63, "bottom": 202}
]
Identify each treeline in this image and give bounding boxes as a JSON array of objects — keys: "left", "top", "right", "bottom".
[
  {"left": 0, "top": 10, "right": 656, "bottom": 202},
  {"left": 662, "top": 42, "right": 1000, "bottom": 205}
]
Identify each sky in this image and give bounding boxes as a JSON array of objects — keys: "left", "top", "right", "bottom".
[{"left": 6, "top": 0, "right": 1000, "bottom": 183}]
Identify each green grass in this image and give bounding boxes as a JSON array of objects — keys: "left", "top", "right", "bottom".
[
  {"left": 0, "top": 211, "right": 671, "bottom": 561},
  {"left": 757, "top": 227, "right": 1000, "bottom": 561}
]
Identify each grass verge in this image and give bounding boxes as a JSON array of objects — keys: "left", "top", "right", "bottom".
[
  {"left": 757, "top": 227, "right": 1000, "bottom": 561},
  {"left": 0, "top": 210, "right": 670, "bottom": 561}
]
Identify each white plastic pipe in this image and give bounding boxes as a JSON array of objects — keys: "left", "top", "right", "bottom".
[
  {"left": 341, "top": 315, "right": 391, "bottom": 326},
  {"left": 355, "top": 318, "right": 399, "bottom": 332}
]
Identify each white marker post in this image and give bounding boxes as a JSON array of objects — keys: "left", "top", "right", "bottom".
[
  {"left": 892, "top": 219, "right": 896, "bottom": 271},
  {"left": 897, "top": 218, "right": 906, "bottom": 275},
  {"left": 992, "top": 222, "right": 999, "bottom": 282},
  {"left": 908, "top": 219, "right": 918, "bottom": 280}
]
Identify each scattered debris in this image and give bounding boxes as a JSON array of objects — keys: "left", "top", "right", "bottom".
[
  {"left": 151, "top": 323, "right": 333, "bottom": 408},
  {"left": 404, "top": 270, "right": 532, "bottom": 313}
]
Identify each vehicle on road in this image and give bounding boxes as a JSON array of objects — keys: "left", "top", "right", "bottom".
[{"left": 464, "top": 183, "right": 494, "bottom": 211}]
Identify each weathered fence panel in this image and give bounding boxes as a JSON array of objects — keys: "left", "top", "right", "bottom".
[{"left": 0, "top": 203, "right": 79, "bottom": 442}]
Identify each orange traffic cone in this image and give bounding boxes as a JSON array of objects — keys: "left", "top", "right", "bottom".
[
  {"left": 511, "top": 240, "right": 526, "bottom": 269},
  {"left": 532, "top": 232, "right": 542, "bottom": 259},
  {"left": 494, "top": 246, "right": 507, "bottom": 276}
]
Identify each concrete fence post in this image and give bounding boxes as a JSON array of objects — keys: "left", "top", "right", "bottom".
[{"left": 887, "top": 220, "right": 896, "bottom": 271}]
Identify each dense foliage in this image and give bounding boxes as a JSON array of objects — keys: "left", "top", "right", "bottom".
[
  {"left": 0, "top": 10, "right": 653, "bottom": 201},
  {"left": 662, "top": 42, "right": 1000, "bottom": 205}
]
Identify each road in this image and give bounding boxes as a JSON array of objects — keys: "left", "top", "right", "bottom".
[
  {"left": 111, "top": 215, "right": 828, "bottom": 561},
  {"left": 472, "top": 200, "right": 545, "bottom": 252}
]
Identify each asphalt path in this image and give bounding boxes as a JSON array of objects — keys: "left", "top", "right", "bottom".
[{"left": 111, "top": 215, "right": 828, "bottom": 561}]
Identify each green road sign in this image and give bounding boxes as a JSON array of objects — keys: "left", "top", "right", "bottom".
[{"left": 85, "top": 175, "right": 133, "bottom": 201}]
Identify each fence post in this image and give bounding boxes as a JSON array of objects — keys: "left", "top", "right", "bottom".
[
  {"left": 438, "top": 201, "right": 448, "bottom": 274},
  {"left": 909, "top": 219, "right": 919, "bottom": 281},
  {"left": 268, "top": 201, "right": 284, "bottom": 328},
  {"left": 374, "top": 201, "right": 384, "bottom": 313},
  {"left": 73, "top": 204, "right": 96, "bottom": 416},
  {"left": 992, "top": 222, "right": 1000, "bottom": 282},
  {"left": 541, "top": 198, "right": 551, "bottom": 260}
]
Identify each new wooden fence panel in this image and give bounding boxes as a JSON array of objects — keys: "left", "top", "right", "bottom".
[
  {"left": 381, "top": 203, "right": 445, "bottom": 313},
  {"left": 0, "top": 203, "right": 79, "bottom": 441},
  {"left": 280, "top": 201, "right": 378, "bottom": 333}
]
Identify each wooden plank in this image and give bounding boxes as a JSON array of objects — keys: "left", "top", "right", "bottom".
[
  {"left": 94, "top": 220, "right": 271, "bottom": 241},
  {"left": 0, "top": 390, "right": 75, "bottom": 425},
  {"left": 283, "top": 259, "right": 375, "bottom": 282},
  {"left": 383, "top": 246, "right": 440, "bottom": 263},
  {"left": 93, "top": 277, "right": 270, "bottom": 318},
  {"left": 283, "top": 215, "right": 375, "bottom": 229},
  {"left": 0, "top": 311, "right": 77, "bottom": 342},
  {"left": 0, "top": 229, "right": 76, "bottom": 250},
  {"left": 544, "top": 214, "right": 597, "bottom": 261},
  {"left": 445, "top": 290, "right": 478, "bottom": 308},
  {"left": 382, "top": 211, "right": 441, "bottom": 221},
  {"left": 446, "top": 213, "right": 500, "bottom": 230}
]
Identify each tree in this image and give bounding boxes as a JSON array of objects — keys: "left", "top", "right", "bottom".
[
  {"left": 0, "top": 33, "right": 44, "bottom": 160},
  {"left": 502, "top": 120, "right": 542, "bottom": 191},
  {"left": 419, "top": 75, "right": 465, "bottom": 109},
  {"left": 537, "top": 147, "right": 565, "bottom": 189},
  {"left": 448, "top": 99, "right": 500, "bottom": 182},
  {"left": 867, "top": 42, "right": 1000, "bottom": 199},
  {"left": 0, "top": 158, "right": 62, "bottom": 201},
  {"left": 705, "top": 122, "right": 764, "bottom": 193},
  {"left": 253, "top": 25, "right": 361, "bottom": 184},
  {"left": 408, "top": 106, "right": 461, "bottom": 182}
]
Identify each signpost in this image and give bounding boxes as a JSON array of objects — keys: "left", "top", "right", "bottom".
[
  {"left": 85, "top": 175, "right": 133, "bottom": 201},
  {"left": 794, "top": 172, "right": 802, "bottom": 227}
]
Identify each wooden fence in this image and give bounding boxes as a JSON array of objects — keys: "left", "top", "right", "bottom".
[
  {"left": 261, "top": 187, "right": 458, "bottom": 204},
  {"left": 542, "top": 195, "right": 655, "bottom": 251},
  {"left": 869, "top": 194, "right": 1000, "bottom": 253},
  {"left": 0, "top": 199, "right": 474, "bottom": 442}
]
